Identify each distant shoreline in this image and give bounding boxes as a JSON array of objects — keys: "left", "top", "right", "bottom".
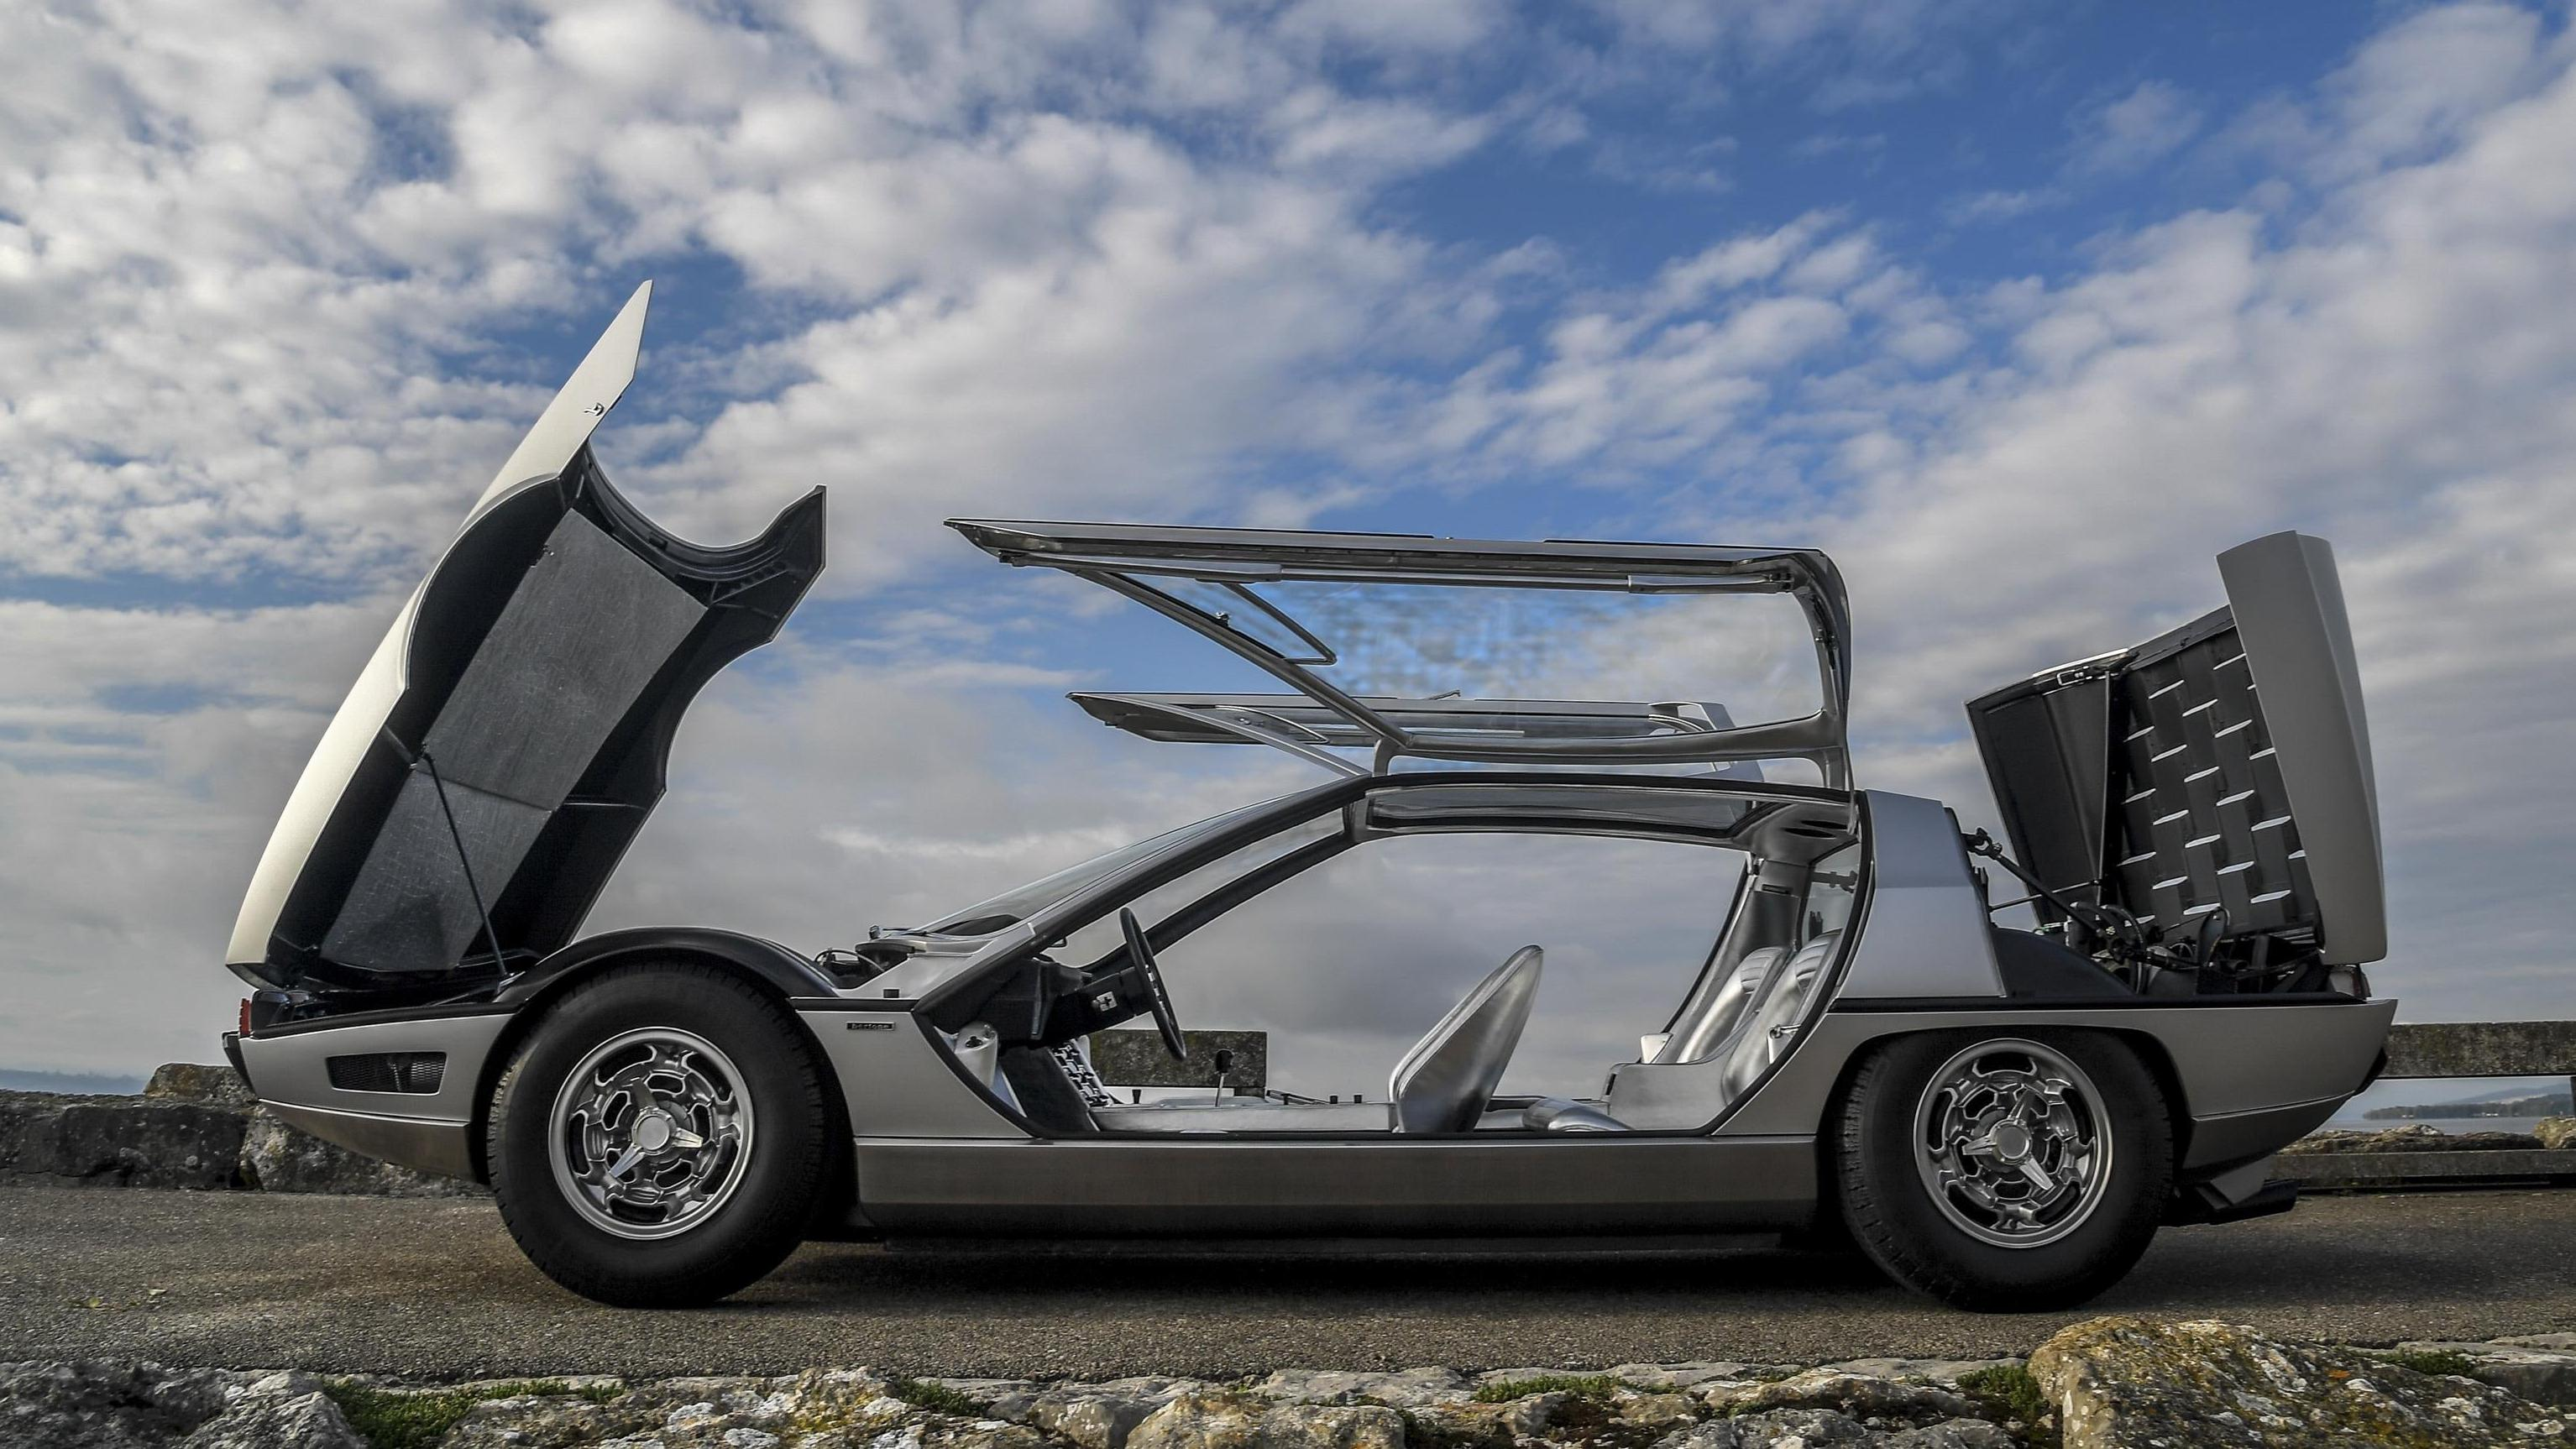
[
  {"left": 0, "top": 1068, "right": 147, "bottom": 1096},
  {"left": 2364, "top": 1093, "right": 2570, "bottom": 1122}
]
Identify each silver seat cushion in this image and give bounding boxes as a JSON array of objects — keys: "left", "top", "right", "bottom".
[
  {"left": 1657, "top": 944, "right": 1788, "bottom": 1064},
  {"left": 1719, "top": 930, "right": 1840, "bottom": 1098},
  {"left": 1389, "top": 945, "right": 1544, "bottom": 1133},
  {"left": 1522, "top": 1096, "right": 1629, "bottom": 1133}
]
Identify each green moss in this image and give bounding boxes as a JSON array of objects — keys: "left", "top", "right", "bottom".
[
  {"left": 324, "top": 1379, "right": 621, "bottom": 1449},
  {"left": 887, "top": 1377, "right": 990, "bottom": 1416},
  {"left": 1955, "top": 1366, "right": 2055, "bottom": 1448},
  {"left": 2375, "top": 1348, "right": 2481, "bottom": 1378},
  {"left": 1471, "top": 1373, "right": 1628, "bottom": 1404}
]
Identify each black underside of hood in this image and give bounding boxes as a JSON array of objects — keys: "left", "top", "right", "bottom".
[{"left": 246, "top": 452, "right": 823, "bottom": 998}]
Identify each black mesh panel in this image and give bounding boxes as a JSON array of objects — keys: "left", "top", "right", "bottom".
[{"left": 2106, "top": 621, "right": 2308, "bottom": 936}]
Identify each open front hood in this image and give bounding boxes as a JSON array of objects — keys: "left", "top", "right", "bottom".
[
  {"left": 226, "top": 285, "right": 825, "bottom": 997},
  {"left": 1966, "top": 532, "right": 2384, "bottom": 966}
]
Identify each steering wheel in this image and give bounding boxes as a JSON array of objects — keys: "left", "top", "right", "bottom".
[{"left": 1118, "top": 908, "right": 1189, "bottom": 1062}]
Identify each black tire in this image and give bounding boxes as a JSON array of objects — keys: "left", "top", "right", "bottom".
[
  {"left": 1833, "top": 1028, "right": 2170, "bottom": 1312},
  {"left": 487, "top": 963, "right": 839, "bottom": 1307}
]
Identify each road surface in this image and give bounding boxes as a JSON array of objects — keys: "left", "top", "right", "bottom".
[{"left": 1, "top": 1179, "right": 2570, "bottom": 1379}]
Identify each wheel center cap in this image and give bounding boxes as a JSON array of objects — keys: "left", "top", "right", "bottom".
[
  {"left": 633, "top": 1112, "right": 674, "bottom": 1153},
  {"left": 1991, "top": 1122, "right": 2034, "bottom": 1160}
]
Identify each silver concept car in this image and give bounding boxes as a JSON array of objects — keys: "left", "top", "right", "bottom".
[{"left": 222, "top": 287, "right": 2394, "bottom": 1310}]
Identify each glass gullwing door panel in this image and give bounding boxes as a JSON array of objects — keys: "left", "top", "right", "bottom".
[
  {"left": 1065, "top": 693, "right": 1769, "bottom": 781},
  {"left": 948, "top": 520, "right": 1851, "bottom": 782}
]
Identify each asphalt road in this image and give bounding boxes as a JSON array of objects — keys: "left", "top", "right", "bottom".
[{"left": 1, "top": 1179, "right": 2571, "bottom": 1380}]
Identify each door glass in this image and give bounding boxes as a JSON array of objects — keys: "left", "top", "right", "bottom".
[
  {"left": 1236, "top": 579, "right": 1825, "bottom": 730},
  {"left": 1803, "top": 843, "right": 1861, "bottom": 943}
]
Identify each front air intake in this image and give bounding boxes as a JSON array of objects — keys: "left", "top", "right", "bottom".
[{"left": 325, "top": 1051, "right": 447, "bottom": 1094}]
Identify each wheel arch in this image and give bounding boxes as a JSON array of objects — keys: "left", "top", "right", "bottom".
[
  {"left": 463, "top": 929, "right": 848, "bottom": 1185},
  {"left": 1814, "top": 1021, "right": 2193, "bottom": 1219}
]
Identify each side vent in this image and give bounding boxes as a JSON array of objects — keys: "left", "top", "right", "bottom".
[{"left": 325, "top": 1052, "right": 448, "bottom": 1094}]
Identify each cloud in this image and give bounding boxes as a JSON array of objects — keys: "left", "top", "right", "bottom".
[
  {"left": 2236, "top": 2, "right": 2559, "bottom": 183},
  {"left": 2068, "top": 80, "right": 2205, "bottom": 175},
  {"left": 1944, "top": 186, "right": 2061, "bottom": 227},
  {"left": 4, "top": 1, "right": 2575, "bottom": 1080}
]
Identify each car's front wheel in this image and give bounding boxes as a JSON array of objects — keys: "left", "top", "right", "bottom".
[
  {"left": 1834, "top": 1028, "right": 2170, "bottom": 1311},
  {"left": 487, "top": 963, "right": 838, "bottom": 1306}
]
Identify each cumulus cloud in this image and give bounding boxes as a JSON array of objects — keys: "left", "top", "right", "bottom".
[{"left": 3, "top": 1, "right": 2573, "bottom": 1078}]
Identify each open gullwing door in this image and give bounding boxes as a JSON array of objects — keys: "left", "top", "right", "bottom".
[{"left": 947, "top": 520, "right": 1852, "bottom": 782}]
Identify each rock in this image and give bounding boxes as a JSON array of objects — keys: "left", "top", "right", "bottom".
[
  {"left": 1816, "top": 1359, "right": 2019, "bottom": 1387},
  {"left": 0, "top": 1091, "right": 247, "bottom": 1190},
  {"left": 2537, "top": 1116, "right": 2576, "bottom": 1150},
  {"left": 235, "top": 1106, "right": 483, "bottom": 1197},
  {"left": 938, "top": 1378, "right": 1047, "bottom": 1420},
  {"left": 1700, "top": 1368, "right": 1975, "bottom": 1423},
  {"left": 182, "top": 1372, "right": 364, "bottom": 1449},
  {"left": 442, "top": 1387, "right": 660, "bottom": 1446},
  {"left": 1610, "top": 1389, "right": 1699, "bottom": 1431},
  {"left": 2029, "top": 1315, "right": 2576, "bottom": 1447},
  {"left": 1653, "top": 1410, "right": 2008, "bottom": 1447},
  {"left": 1602, "top": 1363, "right": 1758, "bottom": 1391},
  {"left": 1127, "top": 1390, "right": 1405, "bottom": 1449},
  {"left": 2280, "top": 1123, "right": 2545, "bottom": 1153},
  {"left": 1025, "top": 1378, "right": 1202, "bottom": 1449},
  {"left": 441, "top": 1371, "right": 965, "bottom": 1449},
  {"left": 0, "top": 1360, "right": 360, "bottom": 1448},
  {"left": 2386, "top": 1339, "right": 2576, "bottom": 1407},
  {"left": 144, "top": 1065, "right": 255, "bottom": 1110},
  {"left": 0, "top": 1082, "right": 478, "bottom": 1197},
  {"left": 1251, "top": 1368, "right": 1466, "bottom": 1407}
]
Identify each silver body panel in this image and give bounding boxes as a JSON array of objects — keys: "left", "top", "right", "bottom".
[
  {"left": 849, "top": 1135, "right": 1818, "bottom": 1237},
  {"left": 802, "top": 1012, "right": 1027, "bottom": 1138},
  {"left": 233, "top": 1011, "right": 514, "bottom": 1180},
  {"left": 1835, "top": 792, "right": 2003, "bottom": 1000},
  {"left": 2215, "top": 532, "right": 2385, "bottom": 964}
]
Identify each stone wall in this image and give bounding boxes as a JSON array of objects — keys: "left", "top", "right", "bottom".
[{"left": 0, "top": 1064, "right": 479, "bottom": 1197}]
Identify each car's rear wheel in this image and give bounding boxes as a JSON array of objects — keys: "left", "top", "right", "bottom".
[
  {"left": 487, "top": 963, "right": 836, "bottom": 1306},
  {"left": 1834, "top": 1028, "right": 2170, "bottom": 1311}
]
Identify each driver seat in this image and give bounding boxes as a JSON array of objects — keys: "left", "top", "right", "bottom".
[{"left": 1389, "top": 945, "right": 1543, "bottom": 1133}]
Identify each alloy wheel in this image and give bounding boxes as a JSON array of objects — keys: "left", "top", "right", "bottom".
[
  {"left": 1910, "top": 1037, "right": 2113, "bottom": 1249},
  {"left": 547, "top": 1027, "right": 757, "bottom": 1240}
]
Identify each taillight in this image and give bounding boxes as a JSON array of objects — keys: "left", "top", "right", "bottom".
[{"left": 238, "top": 998, "right": 253, "bottom": 1037}]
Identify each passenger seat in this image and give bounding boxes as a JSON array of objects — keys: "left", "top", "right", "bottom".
[
  {"left": 1657, "top": 944, "right": 1788, "bottom": 1064},
  {"left": 1720, "top": 930, "right": 1840, "bottom": 1098}
]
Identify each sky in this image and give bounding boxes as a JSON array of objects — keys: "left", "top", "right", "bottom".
[{"left": 3, "top": 0, "right": 2574, "bottom": 1091}]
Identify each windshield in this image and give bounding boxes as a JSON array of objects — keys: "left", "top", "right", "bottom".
[{"left": 917, "top": 794, "right": 1293, "bottom": 935}]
